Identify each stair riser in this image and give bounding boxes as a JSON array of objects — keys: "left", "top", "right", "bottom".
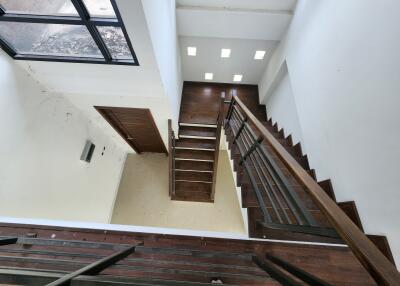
[
  {"left": 175, "top": 171, "right": 213, "bottom": 182},
  {"left": 175, "top": 161, "right": 213, "bottom": 172},
  {"left": 175, "top": 149, "right": 214, "bottom": 161}
]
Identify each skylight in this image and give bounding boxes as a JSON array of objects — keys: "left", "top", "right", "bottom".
[
  {"left": 254, "top": 50, "right": 266, "bottom": 60},
  {"left": 233, "top": 74, "right": 243, "bottom": 82},
  {"left": 221, "top": 48, "right": 231, "bottom": 58},
  {"left": 187, "top": 46, "right": 197, "bottom": 56},
  {"left": 205, "top": 72, "right": 213, "bottom": 80},
  {"left": 0, "top": 0, "right": 138, "bottom": 65}
]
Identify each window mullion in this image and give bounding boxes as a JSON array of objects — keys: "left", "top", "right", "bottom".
[
  {"left": 110, "top": 0, "right": 139, "bottom": 65},
  {"left": 0, "top": 4, "right": 5, "bottom": 16},
  {"left": 0, "top": 35, "right": 17, "bottom": 57},
  {"left": 71, "top": 0, "right": 112, "bottom": 62}
]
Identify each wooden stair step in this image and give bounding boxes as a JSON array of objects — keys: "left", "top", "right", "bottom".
[
  {"left": 173, "top": 181, "right": 213, "bottom": 203},
  {"left": 367, "top": 235, "right": 396, "bottom": 267},
  {"left": 134, "top": 246, "right": 254, "bottom": 267},
  {"left": 175, "top": 138, "right": 216, "bottom": 150},
  {"left": 236, "top": 166, "right": 302, "bottom": 187},
  {"left": 174, "top": 149, "right": 214, "bottom": 161},
  {"left": 175, "top": 170, "right": 212, "bottom": 182},
  {"left": 247, "top": 207, "right": 342, "bottom": 244},
  {"left": 240, "top": 183, "right": 319, "bottom": 210},
  {"left": 338, "top": 201, "right": 364, "bottom": 232},
  {"left": 175, "top": 160, "right": 213, "bottom": 172},
  {"left": 112, "top": 256, "right": 270, "bottom": 280},
  {"left": 318, "top": 179, "right": 337, "bottom": 202},
  {"left": 174, "top": 181, "right": 212, "bottom": 192},
  {"left": 179, "top": 126, "right": 217, "bottom": 139}
]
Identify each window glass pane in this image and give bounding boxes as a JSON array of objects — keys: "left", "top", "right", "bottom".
[
  {"left": 0, "top": 22, "right": 103, "bottom": 58},
  {"left": 0, "top": 0, "right": 78, "bottom": 16},
  {"left": 97, "top": 26, "right": 133, "bottom": 61},
  {"left": 83, "top": 0, "right": 116, "bottom": 18}
]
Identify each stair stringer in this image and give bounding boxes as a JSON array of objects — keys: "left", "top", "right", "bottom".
[{"left": 221, "top": 127, "right": 249, "bottom": 236}]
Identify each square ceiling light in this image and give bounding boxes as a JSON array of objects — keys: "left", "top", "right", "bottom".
[
  {"left": 221, "top": 48, "right": 231, "bottom": 58},
  {"left": 233, "top": 74, "right": 243, "bottom": 82},
  {"left": 205, "top": 72, "right": 214, "bottom": 80},
  {"left": 254, "top": 50, "right": 266, "bottom": 60},
  {"left": 187, "top": 46, "right": 197, "bottom": 56}
]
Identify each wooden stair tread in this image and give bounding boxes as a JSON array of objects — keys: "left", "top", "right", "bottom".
[
  {"left": 174, "top": 149, "right": 214, "bottom": 161},
  {"left": 179, "top": 126, "right": 217, "bottom": 138},
  {"left": 175, "top": 171, "right": 213, "bottom": 182},
  {"left": 338, "top": 201, "right": 364, "bottom": 232},
  {"left": 367, "top": 235, "right": 396, "bottom": 267},
  {"left": 175, "top": 138, "right": 216, "bottom": 150},
  {"left": 175, "top": 160, "right": 213, "bottom": 172}
]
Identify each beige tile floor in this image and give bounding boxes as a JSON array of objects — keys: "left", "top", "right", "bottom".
[{"left": 111, "top": 151, "right": 246, "bottom": 234}]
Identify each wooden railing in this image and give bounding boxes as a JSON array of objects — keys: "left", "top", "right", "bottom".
[
  {"left": 226, "top": 94, "right": 400, "bottom": 285},
  {"left": 254, "top": 254, "right": 334, "bottom": 286},
  {"left": 0, "top": 236, "right": 142, "bottom": 285},
  {"left": 226, "top": 95, "right": 338, "bottom": 238},
  {"left": 210, "top": 92, "right": 226, "bottom": 200},
  {"left": 168, "top": 119, "right": 176, "bottom": 197}
]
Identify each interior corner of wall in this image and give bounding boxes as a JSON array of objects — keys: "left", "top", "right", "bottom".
[
  {"left": 107, "top": 152, "right": 128, "bottom": 224},
  {"left": 261, "top": 60, "right": 288, "bottom": 105}
]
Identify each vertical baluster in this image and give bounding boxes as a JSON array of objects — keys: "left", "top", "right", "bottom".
[
  {"left": 239, "top": 124, "right": 285, "bottom": 224},
  {"left": 245, "top": 125, "right": 315, "bottom": 226},
  {"left": 172, "top": 132, "right": 176, "bottom": 196},
  {"left": 240, "top": 125, "right": 293, "bottom": 224},
  {"left": 229, "top": 111, "right": 272, "bottom": 223}
]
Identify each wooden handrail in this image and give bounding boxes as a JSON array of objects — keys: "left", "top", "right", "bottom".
[
  {"left": 210, "top": 92, "right": 226, "bottom": 200},
  {"left": 229, "top": 94, "right": 400, "bottom": 285}
]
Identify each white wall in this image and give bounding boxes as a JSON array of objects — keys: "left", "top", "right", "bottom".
[
  {"left": 0, "top": 51, "right": 126, "bottom": 223},
  {"left": 16, "top": 0, "right": 175, "bottom": 147},
  {"left": 142, "top": 0, "right": 183, "bottom": 128},
  {"left": 259, "top": 0, "right": 400, "bottom": 266},
  {"left": 63, "top": 93, "right": 172, "bottom": 154},
  {"left": 264, "top": 64, "right": 303, "bottom": 144}
]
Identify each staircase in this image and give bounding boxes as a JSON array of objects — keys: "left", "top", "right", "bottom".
[
  {"left": 224, "top": 95, "right": 340, "bottom": 244},
  {"left": 164, "top": 82, "right": 400, "bottom": 285},
  {"left": 169, "top": 82, "right": 225, "bottom": 202},
  {"left": 223, "top": 90, "right": 396, "bottom": 264},
  {"left": 172, "top": 123, "right": 218, "bottom": 202}
]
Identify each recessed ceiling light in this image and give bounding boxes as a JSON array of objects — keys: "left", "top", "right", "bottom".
[
  {"left": 221, "top": 48, "right": 231, "bottom": 58},
  {"left": 233, "top": 74, "right": 243, "bottom": 82},
  {"left": 254, "top": 50, "right": 266, "bottom": 60},
  {"left": 205, "top": 73, "right": 214, "bottom": 80},
  {"left": 187, "top": 47, "right": 197, "bottom": 56}
]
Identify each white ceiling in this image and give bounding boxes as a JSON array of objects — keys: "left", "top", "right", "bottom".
[
  {"left": 177, "top": 0, "right": 297, "bottom": 84},
  {"left": 176, "top": 0, "right": 295, "bottom": 41},
  {"left": 180, "top": 36, "right": 277, "bottom": 84},
  {"left": 176, "top": 0, "right": 297, "bottom": 12}
]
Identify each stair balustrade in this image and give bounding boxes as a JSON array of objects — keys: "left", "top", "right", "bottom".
[
  {"left": 225, "top": 93, "right": 400, "bottom": 286},
  {"left": 168, "top": 119, "right": 176, "bottom": 197},
  {"left": 210, "top": 92, "right": 226, "bottom": 200}
]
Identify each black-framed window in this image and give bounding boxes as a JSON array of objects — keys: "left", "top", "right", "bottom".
[{"left": 0, "top": 0, "right": 139, "bottom": 65}]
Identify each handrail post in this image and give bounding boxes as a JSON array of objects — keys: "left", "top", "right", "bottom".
[
  {"left": 168, "top": 119, "right": 174, "bottom": 197},
  {"left": 210, "top": 92, "right": 226, "bottom": 201}
]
